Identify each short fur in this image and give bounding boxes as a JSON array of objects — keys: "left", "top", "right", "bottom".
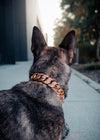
[{"left": 0, "top": 26, "right": 75, "bottom": 140}]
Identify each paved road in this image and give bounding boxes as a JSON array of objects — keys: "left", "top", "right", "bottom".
[{"left": 0, "top": 61, "right": 100, "bottom": 140}]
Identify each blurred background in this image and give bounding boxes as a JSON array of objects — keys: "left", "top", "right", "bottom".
[
  {"left": 0, "top": 0, "right": 43, "bottom": 64},
  {"left": 53, "top": 0, "right": 100, "bottom": 84},
  {"left": 0, "top": 0, "right": 100, "bottom": 84}
]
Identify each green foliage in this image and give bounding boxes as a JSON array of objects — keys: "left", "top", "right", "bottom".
[
  {"left": 79, "top": 42, "right": 95, "bottom": 63},
  {"left": 60, "top": 0, "right": 96, "bottom": 41},
  {"left": 54, "top": 0, "right": 100, "bottom": 63}
]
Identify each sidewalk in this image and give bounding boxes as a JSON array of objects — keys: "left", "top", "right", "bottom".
[
  {"left": 63, "top": 70, "right": 100, "bottom": 140},
  {"left": 0, "top": 61, "right": 100, "bottom": 140},
  {"left": 0, "top": 61, "right": 31, "bottom": 90}
]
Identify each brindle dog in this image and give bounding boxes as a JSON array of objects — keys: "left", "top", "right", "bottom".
[{"left": 0, "top": 26, "right": 75, "bottom": 140}]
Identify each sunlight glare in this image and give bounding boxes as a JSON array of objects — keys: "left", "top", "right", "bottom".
[{"left": 38, "top": 0, "right": 62, "bottom": 46}]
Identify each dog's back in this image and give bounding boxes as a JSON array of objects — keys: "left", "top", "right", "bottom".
[
  {"left": 0, "top": 26, "right": 75, "bottom": 140},
  {"left": 0, "top": 83, "right": 64, "bottom": 140}
]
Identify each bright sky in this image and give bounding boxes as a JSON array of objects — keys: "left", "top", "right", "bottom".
[{"left": 38, "top": 0, "right": 62, "bottom": 46}]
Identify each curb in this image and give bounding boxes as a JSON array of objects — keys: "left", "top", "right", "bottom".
[{"left": 72, "top": 68, "right": 100, "bottom": 93}]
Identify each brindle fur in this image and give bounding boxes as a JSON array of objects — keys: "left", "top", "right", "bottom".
[{"left": 0, "top": 26, "right": 75, "bottom": 140}]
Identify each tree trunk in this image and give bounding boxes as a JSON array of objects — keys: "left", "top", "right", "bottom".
[
  {"left": 95, "top": 16, "right": 100, "bottom": 61},
  {"left": 96, "top": 38, "right": 100, "bottom": 61}
]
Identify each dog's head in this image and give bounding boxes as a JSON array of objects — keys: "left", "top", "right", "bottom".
[{"left": 30, "top": 26, "right": 75, "bottom": 97}]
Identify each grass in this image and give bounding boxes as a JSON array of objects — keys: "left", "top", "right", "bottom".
[{"left": 71, "top": 62, "right": 100, "bottom": 71}]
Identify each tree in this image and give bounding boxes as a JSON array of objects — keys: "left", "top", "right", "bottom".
[
  {"left": 53, "top": 17, "right": 72, "bottom": 47},
  {"left": 54, "top": 0, "right": 100, "bottom": 62},
  {"left": 95, "top": 0, "right": 100, "bottom": 61}
]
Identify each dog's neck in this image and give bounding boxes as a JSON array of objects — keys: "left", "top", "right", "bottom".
[{"left": 30, "top": 73, "right": 66, "bottom": 102}]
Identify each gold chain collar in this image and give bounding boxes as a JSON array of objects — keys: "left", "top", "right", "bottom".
[{"left": 30, "top": 73, "right": 66, "bottom": 102}]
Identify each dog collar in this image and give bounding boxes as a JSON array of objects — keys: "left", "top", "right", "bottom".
[{"left": 30, "top": 73, "right": 66, "bottom": 102}]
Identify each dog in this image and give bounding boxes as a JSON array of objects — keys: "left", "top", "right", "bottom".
[{"left": 0, "top": 26, "right": 75, "bottom": 140}]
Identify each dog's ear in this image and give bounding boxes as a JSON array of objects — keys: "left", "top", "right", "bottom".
[
  {"left": 59, "top": 30, "right": 76, "bottom": 64},
  {"left": 31, "top": 26, "right": 47, "bottom": 60}
]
